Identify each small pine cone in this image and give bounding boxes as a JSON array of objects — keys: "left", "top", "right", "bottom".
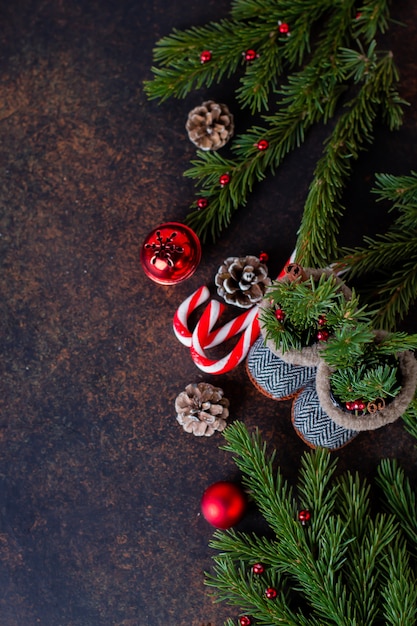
[
  {"left": 215, "top": 255, "right": 271, "bottom": 308},
  {"left": 175, "top": 383, "right": 230, "bottom": 436},
  {"left": 186, "top": 100, "right": 234, "bottom": 151}
]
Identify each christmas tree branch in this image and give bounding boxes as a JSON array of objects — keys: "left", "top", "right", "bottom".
[
  {"left": 146, "top": 0, "right": 400, "bottom": 244},
  {"left": 206, "top": 423, "right": 417, "bottom": 624},
  {"left": 376, "top": 458, "right": 417, "bottom": 552},
  {"left": 295, "top": 47, "right": 405, "bottom": 267},
  {"left": 335, "top": 171, "right": 417, "bottom": 329}
]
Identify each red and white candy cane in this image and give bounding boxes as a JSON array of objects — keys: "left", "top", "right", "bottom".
[
  {"left": 190, "top": 300, "right": 259, "bottom": 374},
  {"left": 172, "top": 285, "right": 210, "bottom": 347}
]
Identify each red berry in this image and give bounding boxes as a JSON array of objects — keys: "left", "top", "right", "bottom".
[
  {"left": 318, "top": 315, "right": 327, "bottom": 326},
  {"left": 197, "top": 198, "right": 208, "bottom": 210},
  {"left": 317, "top": 329, "right": 329, "bottom": 341},
  {"left": 298, "top": 509, "right": 311, "bottom": 525},
  {"left": 200, "top": 50, "right": 212, "bottom": 63},
  {"left": 219, "top": 173, "right": 230, "bottom": 187},
  {"left": 239, "top": 617, "right": 252, "bottom": 626},
  {"left": 244, "top": 49, "right": 257, "bottom": 62},
  {"left": 278, "top": 21, "right": 290, "bottom": 34},
  {"left": 265, "top": 587, "right": 278, "bottom": 599},
  {"left": 257, "top": 139, "right": 269, "bottom": 150},
  {"left": 259, "top": 251, "right": 269, "bottom": 263},
  {"left": 345, "top": 401, "right": 354, "bottom": 411},
  {"left": 275, "top": 308, "right": 285, "bottom": 322},
  {"left": 357, "top": 401, "right": 366, "bottom": 411},
  {"left": 252, "top": 562, "right": 265, "bottom": 575}
]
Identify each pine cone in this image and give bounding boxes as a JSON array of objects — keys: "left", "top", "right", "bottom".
[
  {"left": 175, "top": 382, "right": 230, "bottom": 437},
  {"left": 186, "top": 100, "right": 234, "bottom": 151},
  {"left": 215, "top": 255, "right": 271, "bottom": 308}
]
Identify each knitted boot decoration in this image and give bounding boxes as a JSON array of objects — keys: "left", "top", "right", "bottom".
[
  {"left": 291, "top": 379, "right": 358, "bottom": 450},
  {"left": 246, "top": 335, "right": 316, "bottom": 401}
]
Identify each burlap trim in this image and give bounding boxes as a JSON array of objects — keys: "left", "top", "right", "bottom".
[
  {"left": 316, "top": 350, "right": 417, "bottom": 431},
  {"left": 258, "top": 268, "right": 352, "bottom": 367}
]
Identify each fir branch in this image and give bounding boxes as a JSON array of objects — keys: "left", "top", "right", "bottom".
[
  {"left": 207, "top": 424, "right": 417, "bottom": 625},
  {"left": 382, "top": 540, "right": 417, "bottom": 626},
  {"left": 353, "top": 0, "right": 391, "bottom": 42},
  {"left": 295, "top": 49, "right": 405, "bottom": 267},
  {"left": 335, "top": 171, "right": 417, "bottom": 329},
  {"left": 376, "top": 458, "right": 417, "bottom": 555},
  {"left": 334, "top": 472, "right": 371, "bottom": 541},
  {"left": 373, "top": 170, "right": 417, "bottom": 206},
  {"left": 209, "top": 529, "right": 281, "bottom": 567}
]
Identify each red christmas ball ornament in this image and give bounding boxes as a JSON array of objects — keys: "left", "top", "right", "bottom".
[
  {"left": 278, "top": 21, "right": 290, "bottom": 34},
  {"left": 239, "top": 617, "right": 252, "bottom": 626},
  {"left": 259, "top": 251, "right": 269, "bottom": 263},
  {"left": 140, "top": 222, "right": 202, "bottom": 285},
  {"left": 200, "top": 50, "right": 212, "bottom": 63},
  {"left": 256, "top": 139, "right": 269, "bottom": 151},
  {"left": 201, "top": 481, "right": 247, "bottom": 529},
  {"left": 298, "top": 509, "right": 311, "bottom": 525},
  {"left": 219, "top": 173, "right": 231, "bottom": 187},
  {"left": 244, "top": 49, "right": 257, "bottom": 62},
  {"left": 275, "top": 308, "right": 286, "bottom": 322},
  {"left": 252, "top": 562, "right": 265, "bottom": 575},
  {"left": 265, "top": 587, "right": 278, "bottom": 599},
  {"left": 317, "top": 329, "right": 329, "bottom": 342},
  {"left": 196, "top": 197, "right": 208, "bottom": 210}
]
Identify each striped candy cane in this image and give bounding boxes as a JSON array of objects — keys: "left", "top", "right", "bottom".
[
  {"left": 190, "top": 301, "right": 260, "bottom": 374},
  {"left": 172, "top": 285, "right": 210, "bottom": 346}
]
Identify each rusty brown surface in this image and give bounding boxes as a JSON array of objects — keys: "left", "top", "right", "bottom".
[{"left": 1, "top": 1, "right": 417, "bottom": 624}]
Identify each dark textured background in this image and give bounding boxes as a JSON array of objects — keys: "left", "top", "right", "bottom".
[{"left": 1, "top": 1, "right": 417, "bottom": 625}]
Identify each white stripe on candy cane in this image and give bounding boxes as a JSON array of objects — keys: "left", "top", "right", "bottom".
[
  {"left": 190, "top": 303, "right": 259, "bottom": 374},
  {"left": 172, "top": 285, "right": 210, "bottom": 346}
]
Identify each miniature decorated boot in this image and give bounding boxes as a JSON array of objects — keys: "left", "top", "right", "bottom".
[
  {"left": 291, "top": 379, "right": 358, "bottom": 450},
  {"left": 246, "top": 335, "right": 317, "bottom": 401}
]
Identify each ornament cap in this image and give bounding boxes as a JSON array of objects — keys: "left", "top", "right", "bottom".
[{"left": 140, "top": 222, "right": 201, "bottom": 285}]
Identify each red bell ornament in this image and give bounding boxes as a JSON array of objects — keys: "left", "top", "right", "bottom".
[
  {"left": 140, "top": 222, "right": 201, "bottom": 285},
  {"left": 201, "top": 481, "right": 247, "bottom": 529}
]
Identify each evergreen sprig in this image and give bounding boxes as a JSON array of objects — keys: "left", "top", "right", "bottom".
[
  {"left": 205, "top": 422, "right": 417, "bottom": 625},
  {"left": 335, "top": 171, "right": 417, "bottom": 330},
  {"left": 260, "top": 272, "right": 370, "bottom": 354},
  {"left": 295, "top": 47, "right": 406, "bottom": 267},
  {"left": 145, "top": 0, "right": 404, "bottom": 245},
  {"left": 320, "top": 323, "right": 417, "bottom": 403}
]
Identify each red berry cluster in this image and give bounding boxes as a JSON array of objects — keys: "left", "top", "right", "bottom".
[
  {"left": 298, "top": 509, "right": 311, "bottom": 525},
  {"left": 275, "top": 307, "right": 285, "bottom": 322},
  {"left": 345, "top": 399, "right": 366, "bottom": 412},
  {"left": 316, "top": 314, "right": 329, "bottom": 341}
]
